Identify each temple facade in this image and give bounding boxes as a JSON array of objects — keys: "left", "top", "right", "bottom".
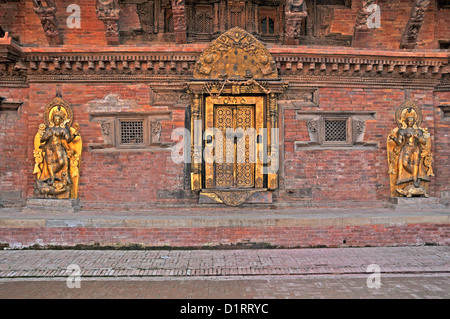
[{"left": 0, "top": 0, "right": 449, "bottom": 210}]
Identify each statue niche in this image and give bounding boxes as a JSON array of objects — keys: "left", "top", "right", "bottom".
[
  {"left": 33, "top": 96, "right": 82, "bottom": 199},
  {"left": 387, "top": 100, "right": 433, "bottom": 198}
]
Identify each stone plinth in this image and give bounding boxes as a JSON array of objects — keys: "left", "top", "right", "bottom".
[
  {"left": 199, "top": 190, "right": 272, "bottom": 206},
  {"left": 22, "top": 198, "right": 80, "bottom": 213},
  {"left": 388, "top": 197, "right": 444, "bottom": 210}
]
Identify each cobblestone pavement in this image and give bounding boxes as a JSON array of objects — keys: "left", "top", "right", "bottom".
[{"left": 0, "top": 246, "right": 449, "bottom": 299}]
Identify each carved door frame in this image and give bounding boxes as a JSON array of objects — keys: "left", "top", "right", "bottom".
[
  {"left": 186, "top": 80, "right": 284, "bottom": 192},
  {"left": 186, "top": 27, "right": 287, "bottom": 201}
]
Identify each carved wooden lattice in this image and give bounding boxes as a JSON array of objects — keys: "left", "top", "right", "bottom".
[
  {"left": 120, "top": 120, "right": 144, "bottom": 144},
  {"left": 324, "top": 119, "right": 347, "bottom": 142}
]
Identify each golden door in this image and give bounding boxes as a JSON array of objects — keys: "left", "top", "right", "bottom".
[{"left": 204, "top": 96, "right": 264, "bottom": 189}]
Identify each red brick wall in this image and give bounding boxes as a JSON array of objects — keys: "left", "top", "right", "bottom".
[
  {"left": 0, "top": 87, "right": 29, "bottom": 206},
  {"left": 435, "top": 6, "right": 450, "bottom": 48},
  {"left": 281, "top": 88, "right": 438, "bottom": 205},
  {"left": 1, "top": 0, "right": 448, "bottom": 49},
  {"left": 1, "top": 224, "right": 448, "bottom": 248},
  {"left": 1, "top": 84, "right": 447, "bottom": 208},
  {"left": 433, "top": 91, "right": 450, "bottom": 197},
  {"left": 331, "top": 0, "right": 449, "bottom": 49},
  {"left": 20, "top": 83, "right": 186, "bottom": 208},
  {"left": 0, "top": 0, "right": 107, "bottom": 46}
]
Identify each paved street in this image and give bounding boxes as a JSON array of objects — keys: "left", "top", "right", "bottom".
[{"left": 0, "top": 246, "right": 449, "bottom": 299}]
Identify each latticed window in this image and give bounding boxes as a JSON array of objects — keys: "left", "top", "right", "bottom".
[
  {"left": 261, "top": 17, "right": 274, "bottom": 34},
  {"left": 120, "top": 120, "right": 144, "bottom": 144},
  {"left": 324, "top": 119, "right": 348, "bottom": 142},
  {"left": 230, "top": 11, "right": 242, "bottom": 27},
  {"left": 165, "top": 14, "right": 174, "bottom": 33},
  {"left": 196, "top": 13, "right": 212, "bottom": 33}
]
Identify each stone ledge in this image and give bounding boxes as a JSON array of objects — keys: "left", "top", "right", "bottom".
[
  {"left": 388, "top": 197, "right": 445, "bottom": 210},
  {"left": 22, "top": 199, "right": 80, "bottom": 214},
  {"left": 0, "top": 209, "right": 448, "bottom": 228}
]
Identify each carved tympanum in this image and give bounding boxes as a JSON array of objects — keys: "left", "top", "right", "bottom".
[{"left": 193, "top": 27, "right": 277, "bottom": 80}]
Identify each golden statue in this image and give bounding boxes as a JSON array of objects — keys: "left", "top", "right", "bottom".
[
  {"left": 33, "top": 96, "right": 82, "bottom": 199},
  {"left": 387, "top": 100, "right": 433, "bottom": 198}
]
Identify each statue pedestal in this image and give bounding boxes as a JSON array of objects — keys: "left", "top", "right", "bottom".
[
  {"left": 23, "top": 198, "right": 80, "bottom": 213},
  {"left": 199, "top": 189, "right": 272, "bottom": 206},
  {"left": 388, "top": 197, "right": 445, "bottom": 210}
]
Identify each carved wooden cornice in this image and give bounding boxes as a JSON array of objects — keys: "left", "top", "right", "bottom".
[{"left": 0, "top": 45, "right": 448, "bottom": 90}]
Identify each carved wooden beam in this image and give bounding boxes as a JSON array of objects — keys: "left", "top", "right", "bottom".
[
  {"left": 171, "top": 0, "right": 187, "bottom": 44},
  {"left": 352, "top": 0, "right": 375, "bottom": 48},
  {"left": 284, "top": 0, "right": 307, "bottom": 45},
  {"left": 33, "top": 0, "right": 62, "bottom": 45},
  {"left": 400, "top": 0, "right": 430, "bottom": 49},
  {"left": 96, "top": 0, "right": 121, "bottom": 45}
]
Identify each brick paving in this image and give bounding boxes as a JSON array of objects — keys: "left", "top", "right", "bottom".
[
  {"left": 0, "top": 246, "right": 448, "bottom": 278},
  {"left": 0, "top": 246, "right": 448, "bottom": 299},
  {"left": 1, "top": 274, "right": 449, "bottom": 299}
]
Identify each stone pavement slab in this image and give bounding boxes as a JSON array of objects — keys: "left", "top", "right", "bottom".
[
  {"left": 0, "top": 246, "right": 448, "bottom": 278},
  {"left": 1, "top": 274, "right": 449, "bottom": 299}
]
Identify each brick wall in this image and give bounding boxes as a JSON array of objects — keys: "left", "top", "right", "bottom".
[
  {"left": 1, "top": 84, "right": 446, "bottom": 208},
  {"left": 281, "top": 88, "right": 438, "bottom": 205},
  {"left": 1, "top": 224, "right": 448, "bottom": 248},
  {"left": 0, "top": 87, "right": 29, "bottom": 206},
  {"left": 331, "top": 0, "right": 449, "bottom": 50},
  {"left": 0, "top": 0, "right": 448, "bottom": 49},
  {"left": 433, "top": 91, "right": 450, "bottom": 197},
  {"left": 19, "top": 83, "right": 187, "bottom": 208}
]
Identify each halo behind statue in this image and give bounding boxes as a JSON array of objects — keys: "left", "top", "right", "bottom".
[
  {"left": 43, "top": 96, "right": 74, "bottom": 128},
  {"left": 394, "top": 99, "right": 422, "bottom": 128}
]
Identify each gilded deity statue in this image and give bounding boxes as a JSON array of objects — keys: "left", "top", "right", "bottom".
[
  {"left": 33, "top": 96, "right": 82, "bottom": 199},
  {"left": 387, "top": 100, "right": 433, "bottom": 198}
]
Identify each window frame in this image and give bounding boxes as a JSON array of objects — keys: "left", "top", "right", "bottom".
[
  {"left": 320, "top": 116, "right": 352, "bottom": 147},
  {"left": 261, "top": 16, "right": 275, "bottom": 35},
  {"left": 116, "top": 117, "right": 149, "bottom": 149}
]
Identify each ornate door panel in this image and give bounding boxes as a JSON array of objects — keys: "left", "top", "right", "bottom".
[
  {"left": 214, "top": 106, "right": 234, "bottom": 188},
  {"left": 205, "top": 96, "right": 264, "bottom": 190}
]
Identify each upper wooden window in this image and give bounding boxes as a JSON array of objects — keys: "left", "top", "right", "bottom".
[{"left": 261, "top": 17, "right": 275, "bottom": 35}]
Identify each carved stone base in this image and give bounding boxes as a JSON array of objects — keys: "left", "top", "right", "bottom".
[
  {"left": 199, "top": 189, "right": 272, "bottom": 206},
  {"left": 388, "top": 197, "right": 445, "bottom": 210},
  {"left": 23, "top": 198, "right": 80, "bottom": 213}
]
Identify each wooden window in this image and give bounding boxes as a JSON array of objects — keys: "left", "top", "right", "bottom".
[
  {"left": 439, "top": 40, "right": 450, "bottom": 50},
  {"left": 119, "top": 120, "right": 145, "bottom": 145},
  {"left": 115, "top": 118, "right": 149, "bottom": 148},
  {"left": 196, "top": 13, "right": 212, "bottom": 33},
  {"left": 165, "top": 13, "right": 174, "bottom": 33},
  {"left": 261, "top": 17, "right": 274, "bottom": 34},
  {"left": 437, "top": 0, "right": 450, "bottom": 9},
  {"left": 324, "top": 119, "right": 347, "bottom": 142},
  {"left": 230, "top": 10, "right": 242, "bottom": 27},
  {"left": 321, "top": 116, "right": 352, "bottom": 146}
]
